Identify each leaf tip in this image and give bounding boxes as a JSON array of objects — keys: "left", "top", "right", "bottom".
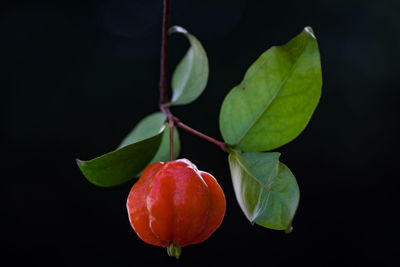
[
  {"left": 75, "top": 158, "right": 84, "bottom": 167},
  {"left": 285, "top": 225, "right": 294, "bottom": 234},
  {"left": 76, "top": 158, "right": 88, "bottom": 173},
  {"left": 304, "top": 26, "right": 316, "bottom": 39},
  {"left": 168, "top": 25, "right": 188, "bottom": 35}
]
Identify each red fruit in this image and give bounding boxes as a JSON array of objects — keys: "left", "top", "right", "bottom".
[{"left": 126, "top": 159, "right": 226, "bottom": 258}]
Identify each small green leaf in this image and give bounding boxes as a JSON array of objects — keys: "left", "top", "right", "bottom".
[
  {"left": 77, "top": 112, "right": 181, "bottom": 187},
  {"left": 76, "top": 129, "right": 164, "bottom": 187},
  {"left": 118, "top": 112, "right": 180, "bottom": 164},
  {"left": 220, "top": 26, "right": 322, "bottom": 151},
  {"left": 169, "top": 25, "right": 209, "bottom": 105},
  {"left": 228, "top": 151, "right": 300, "bottom": 230}
]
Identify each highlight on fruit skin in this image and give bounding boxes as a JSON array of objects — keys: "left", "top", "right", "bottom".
[{"left": 126, "top": 159, "right": 226, "bottom": 259}]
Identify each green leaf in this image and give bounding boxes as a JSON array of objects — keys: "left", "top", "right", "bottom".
[
  {"left": 76, "top": 129, "right": 164, "bottom": 187},
  {"left": 169, "top": 25, "right": 209, "bottom": 105},
  {"left": 77, "top": 112, "right": 181, "bottom": 187},
  {"left": 220, "top": 26, "right": 322, "bottom": 151},
  {"left": 228, "top": 150, "right": 299, "bottom": 230},
  {"left": 118, "top": 112, "right": 180, "bottom": 164}
]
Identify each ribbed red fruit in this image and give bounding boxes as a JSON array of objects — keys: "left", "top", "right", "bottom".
[{"left": 126, "top": 159, "right": 226, "bottom": 258}]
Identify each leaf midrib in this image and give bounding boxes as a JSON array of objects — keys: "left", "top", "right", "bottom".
[
  {"left": 233, "top": 153, "right": 277, "bottom": 221},
  {"left": 234, "top": 154, "right": 271, "bottom": 192},
  {"left": 234, "top": 154, "right": 296, "bottom": 226},
  {"left": 234, "top": 40, "right": 310, "bottom": 147},
  {"left": 172, "top": 47, "right": 194, "bottom": 102}
]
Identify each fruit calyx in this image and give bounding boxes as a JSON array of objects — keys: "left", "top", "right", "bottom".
[{"left": 167, "top": 242, "right": 182, "bottom": 259}]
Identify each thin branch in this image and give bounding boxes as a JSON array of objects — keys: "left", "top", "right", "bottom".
[
  {"left": 172, "top": 116, "right": 226, "bottom": 151},
  {"left": 168, "top": 115, "right": 174, "bottom": 160}
]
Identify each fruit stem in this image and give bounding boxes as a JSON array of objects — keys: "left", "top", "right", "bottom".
[{"left": 168, "top": 114, "right": 174, "bottom": 160}]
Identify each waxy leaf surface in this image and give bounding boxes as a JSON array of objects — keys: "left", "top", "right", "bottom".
[
  {"left": 220, "top": 27, "right": 322, "bottom": 151},
  {"left": 169, "top": 26, "right": 209, "bottom": 105},
  {"left": 228, "top": 151, "right": 299, "bottom": 230}
]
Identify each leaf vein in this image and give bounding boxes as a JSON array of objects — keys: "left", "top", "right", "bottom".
[{"left": 234, "top": 41, "right": 309, "bottom": 146}]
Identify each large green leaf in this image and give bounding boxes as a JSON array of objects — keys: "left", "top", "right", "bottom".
[
  {"left": 228, "top": 150, "right": 299, "bottom": 230},
  {"left": 169, "top": 25, "right": 209, "bottom": 105},
  {"left": 76, "top": 129, "right": 164, "bottom": 187},
  {"left": 220, "top": 27, "right": 322, "bottom": 151},
  {"left": 118, "top": 112, "right": 180, "bottom": 165}
]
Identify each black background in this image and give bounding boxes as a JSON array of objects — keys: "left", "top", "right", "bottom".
[{"left": 1, "top": 0, "right": 399, "bottom": 265}]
